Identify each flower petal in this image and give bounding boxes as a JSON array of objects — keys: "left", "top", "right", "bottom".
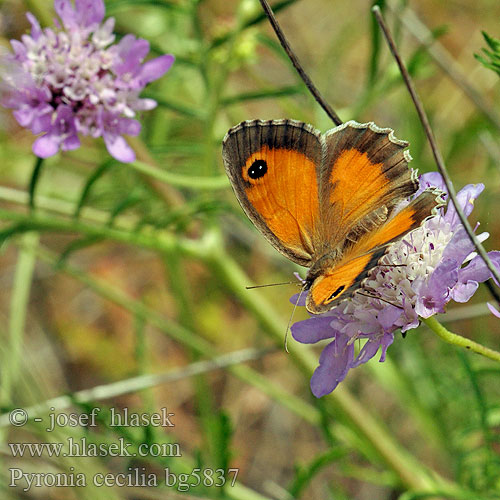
[
  {"left": 114, "top": 35, "right": 150, "bottom": 76},
  {"left": 457, "top": 251, "right": 500, "bottom": 285},
  {"left": 445, "top": 183, "right": 485, "bottom": 226},
  {"left": 290, "top": 290, "right": 307, "bottom": 306},
  {"left": 415, "top": 258, "right": 458, "bottom": 317},
  {"left": 416, "top": 172, "right": 446, "bottom": 195},
  {"left": 452, "top": 251, "right": 500, "bottom": 303},
  {"left": 133, "top": 98, "right": 157, "bottom": 111},
  {"left": 54, "top": 0, "right": 77, "bottom": 28},
  {"left": 30, "top": 107, "right": 54, "bottom": 134},
  {"left": 118, "top": 117, "right": 141, "bottom": 136},
  {"left": 352, "top": 338, "right": 381, "bottom": 367},
  {"left": 9, "top": 39, "right": 27, "bottom": 60},
  {"left": 487, "top": 303, "right": 500, "bottom": 319},
  {"left": 450, "top": 281, "right": 478, "bottom": 303},
  {"left": 440, "top": 226, "right": 474, "bottom": 265},
  {"left": 75, "top": 0, "right": 105, "bottom": 27},
  {"left": 137, "top": 54, "right": 175, "bottom": 85},
  {"left": 62, "top": 132, "right": 81, "bottom": 151},
  {"left": 291, "top": 316, "right": 335, "bottom": 344},
  {"left": 33, "top": 134, "right": 60, "bottom": 158},
  {"left": 103, "top": 134, "right": 135, "bottom": 163},
  {"left": 379, "top": 333, "right": 394, "bottom": 362},
  {"left": 26, "top": 13, "right": 42, "bottom": 40},
  {"left": 310, "top": 335, "right": 354, "bottom": 397},
  {"left": 377, "top": 304, "right": 402, "bottom": 331}
]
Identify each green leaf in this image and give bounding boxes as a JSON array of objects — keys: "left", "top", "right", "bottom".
[
  {"left": 28, "top": 157, "right": 45, "bottom": 212},
  {"left": 75, "top": 159, "right": 115, "bottom": 218},
  {"left": 209, "top": 0, "right": 300, "bottom": 50},
  {"left": 288, "top": 447, "right": 346, "bottom": 497},
  {"left": 145, "top": 93, "right": 205, "bottom": 118},
  {"left": 368, "top": 0, "right": 386, "bottom": 86},
  {"left": 130, "top": 161, "right": 229, "bottom": 190},
  {"left": 105, "top": 0, "right": 187, "bottom": 14},
  {"left": 221, "top": 85, "right": 304, "bottom": 106},
  {"left": 108, "top": 191, "right": 145, "bottom": 226},
  {"left": 483, "top": 31, "right": 500, "bottom": 52},
  {"left": 475, "top": 31, "right": 500, "bottom": 76},
  {"left": 57, "top": 236, "right": 105, "bottom": 266},
  {"left": 0, "top": 224, "right": 32, "bottom": 248}
]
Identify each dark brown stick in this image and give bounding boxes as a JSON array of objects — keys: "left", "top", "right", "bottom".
[
  {"left": 372, "top": 6, "right": 500, "bottom": 303},
  {"left": 258, "top": 0, "right": 343, "bottom": 126}
]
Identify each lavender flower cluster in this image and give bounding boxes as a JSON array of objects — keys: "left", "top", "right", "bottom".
[
  {"left": 292, "top": 173, "right": 500, "bottom": 397},
  {"left": 1, "top": 0, "right": 174, "bottom": 162}
]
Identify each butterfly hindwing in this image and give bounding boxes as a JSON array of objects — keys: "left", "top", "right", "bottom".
[
  {"left": 306, "top": 189, "right": 443, "bottom": 313},
  {"left": 222, "top": 119, "right": 323, "bottom": 266},
  {"left": 306, "top": 247, "right": 387, "bottom": 313}
]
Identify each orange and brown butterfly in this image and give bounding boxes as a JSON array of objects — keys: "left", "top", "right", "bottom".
[{"left": 222, "top": 119, "right": 444, "bottom": 314}]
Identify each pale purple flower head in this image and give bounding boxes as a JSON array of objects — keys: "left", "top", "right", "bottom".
[
  {"left": 1, "top": 0, "right": 174, "bottom": 162},
  {"left": 292, "top": 173, "right": 500, "bottom": 397}
]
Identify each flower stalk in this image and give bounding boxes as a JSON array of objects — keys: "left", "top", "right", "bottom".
[
  {"left": 28, "top": 157, "right": 44, "bottom": 211},
  {"left": 423, "top": 316, "right": 500, "bottom": 362}
]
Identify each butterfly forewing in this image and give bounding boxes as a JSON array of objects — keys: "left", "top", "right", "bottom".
[{"left": 222, "top": 119, "right": 324, "bottom": 266}]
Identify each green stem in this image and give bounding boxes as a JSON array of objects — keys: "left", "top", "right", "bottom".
[
  {"left": 1, "top": 232, "right": 39, "bottom": 405},
  {"left": 29, "top": 157, "right": 44, "bottom": 211},
  {"left": 423, "top": 316, "right": 500, "bottom": 362},
  {"left": 163, "top": 251, "right": 219, "bottom": 467},
  {"left": 130, "top": 161, "right": 228, "bottom": 190},
  {"left": 0, "top": 186, "right": 113, "bottom": 224},
  {"left": 0, "top": 208, "right": 176, "bottom": 255}
]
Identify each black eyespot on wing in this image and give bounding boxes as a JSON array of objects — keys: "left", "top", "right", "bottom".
[
  {"left": 328, "top": 285, "right": 345, "bottom": 302},
  {"left": 248, "top": 159, "right": 267, "bottom": 179}
]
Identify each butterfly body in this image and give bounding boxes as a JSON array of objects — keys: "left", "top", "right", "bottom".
[{"left": 222, "top": 119, "right": 443, "bottom": 314}]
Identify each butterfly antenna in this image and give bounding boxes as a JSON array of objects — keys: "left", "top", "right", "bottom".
[
  {"left": 246, "top": 281, "right": 300, "bottom": 290},
  {"left": 372, "top": 5, "right": 500, "bottom": 306},
  {"left": 284, "top": 286, "right": 305, "bottom": 353},
  {"left": 357, "top": 291, "right": 404, "bottom": 310}
]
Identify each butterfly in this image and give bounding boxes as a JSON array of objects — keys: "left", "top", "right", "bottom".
[{"left": 222, "top": 119, "right": 443, "bottom": 314}]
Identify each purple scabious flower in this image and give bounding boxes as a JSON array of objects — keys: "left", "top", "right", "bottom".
[
  {"left": 1, "top": 0, "right": 174, "bottom": 162},
  {"left": 292, "top": 173, "right": 500, "bottom": 397}
]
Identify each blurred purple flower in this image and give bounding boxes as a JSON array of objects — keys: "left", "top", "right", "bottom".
[
  {"left": 488, "top": 303, "right": 500, "bottom": 319},
  {"left": 1, "top": 0, "right": 174, "bottom": 162},
  {"left": 292, "top": 173, "right": 500, "bottom": 397}
]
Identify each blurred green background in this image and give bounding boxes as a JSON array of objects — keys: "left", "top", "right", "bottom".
[{"left": 1, "top": 0, "right": 500, "bottom": 498}]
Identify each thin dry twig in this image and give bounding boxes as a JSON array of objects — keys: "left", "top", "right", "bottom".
[
  {"left": 372, "top": 6, "right": 500, "bottom": 304},
  {"left": 386, "top": 0, "right": 500, "bottom": 131},
  {"left": 258, "top": 0, "right": 343, "bottom": 125}
]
